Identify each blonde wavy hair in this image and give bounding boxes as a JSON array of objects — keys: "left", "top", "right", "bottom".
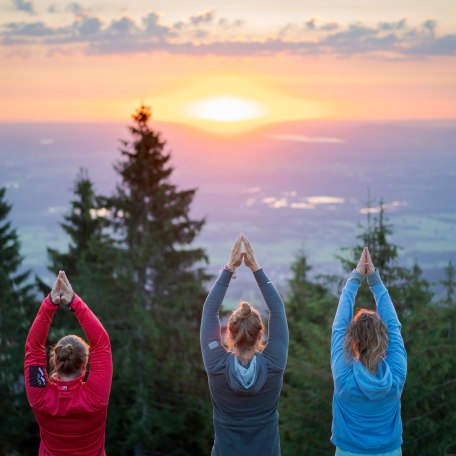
[
  {"left": 344, "top": 309, "right": 388, "bottom": 373},
  {"left": 226, "top": 301, "right": 264, "bottom": 353}
]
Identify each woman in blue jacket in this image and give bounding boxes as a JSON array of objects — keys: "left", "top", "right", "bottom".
[
  {"left": 331, "top": 247, "right": 407, "bottom": 455},
  {"left": 200, "top": 234, "right": 288, "bottom": 456}
]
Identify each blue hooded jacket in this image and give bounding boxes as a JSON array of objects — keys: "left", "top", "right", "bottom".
[
  {"left": 200, "top": 268, "right": 289, "bottom": 456},
  {"left": 331, "top": 270, "right": 407, "bottom": 454}
]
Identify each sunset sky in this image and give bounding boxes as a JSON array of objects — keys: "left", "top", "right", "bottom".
[{"left": 1, "top": 0, "right": 456, "bottom": 132}]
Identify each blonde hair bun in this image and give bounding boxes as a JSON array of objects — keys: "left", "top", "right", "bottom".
[
  {"left": 226, "top": 301, "right": 264, "bottom": 352},
  {"left": 239, "top": 302, "right": 252, "bottom": 318}
]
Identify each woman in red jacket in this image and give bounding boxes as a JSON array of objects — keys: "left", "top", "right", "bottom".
[{"left": 25, "top": 271, "right": 112, "bottom": 456}]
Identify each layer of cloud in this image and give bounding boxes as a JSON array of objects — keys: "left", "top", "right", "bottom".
[
  {"left": 268, "top": 134, "right": 345, "bottom": 144},
  {"left": 359, "top": 200, "right": 408, "bottom": 214},
  {"left": 262, "top": 194, "right": 346, "bottom": 210},
  {"left": 1, "top": 10, "right": 455, "bottom": 58},
  {"left": 12, "top": 0, "right": 34, "bottom": 15}
]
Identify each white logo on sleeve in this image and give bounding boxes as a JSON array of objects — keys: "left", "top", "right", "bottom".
[{"left": 208, "top": 341, "right": 219, "bottom": 350}]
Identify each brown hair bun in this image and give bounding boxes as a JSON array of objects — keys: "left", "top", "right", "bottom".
[
  {"left": 50, "top": 335, "right": 89, "bottom": 377},
  {"left": 56, "top": 343, "right": 74, "bottom": 362}
]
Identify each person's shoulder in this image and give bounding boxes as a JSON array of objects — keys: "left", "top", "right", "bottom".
[{"left": 206, "top": 349, "right": 230, "bottom": 376}]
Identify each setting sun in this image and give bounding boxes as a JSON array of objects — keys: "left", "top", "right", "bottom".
[
  {"left": 137, "top": 74, "right": 327, "bottom": 134},
  {"left": 185, "top": 96, "right": 267, "bottom": 123}
]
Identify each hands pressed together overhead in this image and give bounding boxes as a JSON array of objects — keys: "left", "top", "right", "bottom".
[
  {"left": 355, "top": 247, "right": 376, "bottom": 276},
  {"left": 50, "top": 270, "right": 75, "bottom": 305},
  {"left": 228, "top": 234, "right": 261, "bottom": 273}
]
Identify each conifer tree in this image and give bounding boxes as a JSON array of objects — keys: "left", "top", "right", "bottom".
[
  {"left": 337, "top": 200, "right": 431, "bottom": 320},
  {"left": 281, "top": 253, "right": 335, "bottom": 455},
  {"left": 46, "top": 168, "right": 109, "bottom": 276},
  {"left": 38, "top": 168, "right": 118, "bottom": 341},
  {"left": 104, "top": 104, "right": 211, "bottom": 454},
  {"left": 0, "top": 187, "right": 38, "bottom": 453}
]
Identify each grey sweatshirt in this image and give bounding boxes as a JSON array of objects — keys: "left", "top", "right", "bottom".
[{"left": 200, "top": 268, "right": 289, "bottom": 456}]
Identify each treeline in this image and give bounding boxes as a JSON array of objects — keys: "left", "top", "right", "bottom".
[{"left": 0, "top": 105, "right": 455, "bottom": 455}]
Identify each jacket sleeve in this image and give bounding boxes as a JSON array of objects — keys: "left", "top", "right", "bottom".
[
  {"left": 368, "top": 271, "right": 407, "bottom": 385},
  {"left": 331, "top": 271, "right": 363, "bottom": 380},
  {"left": 24, "top": 295, "right": 58, "bottom": 409},
  {"left": 70, "top": 294, "right": 112, "bottom": 407},
  {"left": 200, "top": 269, "right": 231, "bottom": 373},
  {"left": 257, "top": 269, "right": 289, "bottom": 371}
]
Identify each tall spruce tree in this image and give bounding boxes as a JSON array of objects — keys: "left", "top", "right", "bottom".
[
  {"left": 281, "top": 253, "right": 335, "bottom": 455},
  {"left": 337, "top": 200, "right": 429, "bottom": 320},
  {"left": 0, "top": 187, "right": 39, "bottom": 453},
  {"left": 105, "top": 104, "right": 211, "bottom": 455},
  {"left": 39, "top": 168, "right": 118, "bottom": 342},
  {"left": 46, "top": 168, "right": 109, "bottom": 276}
]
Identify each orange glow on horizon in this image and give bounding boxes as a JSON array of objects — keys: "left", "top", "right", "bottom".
[
  {"left": 1, "top": 53, "right": 455, "bottom": 130},
  {"left": 140, "top": 75, "right": 326, "bottom": 134}
]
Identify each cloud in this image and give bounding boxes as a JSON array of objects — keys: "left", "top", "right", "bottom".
[
  {"left": 105, "top": 16, "right": 138, "bottom": 35},
  {"left": 142, "top": 12, "right": 172, "bottom": 37},
  {"left": 1, "top": 11, "right": 455, "bottom": 59},
  {"left": 1, "top": 181, "right": 20, "bottom": 189},
  {"left": 305, "top": 17, "right": 317, "bottom": 30},
  {"left": 77, "top": 16, "right": 102, "bottom": 35},
  {"left": 47, "top": 206, "right": 66, "bottom": 214},
  {"left": 12, "top": 0, "right": 34, "bottom": 14},
  {"left": 218, "top": 18, "right": 244, "bottom": 30},
  {"left": 268, "top": 134, "right": 345, "bottom": 144},
  {"left": 423, "top": 19, "right": 437, "bottom": 33},
  {"left": 359, "top": 200, "right": 407, "bottom": 214},
  {"left": 320, "top": 22, "right": 340, "bottom": 32},
  {"left": 189, "top": 10, "right": 215, "bottom": 26},
  {"left": 66, "top": 2, "right": 85, "bottom": 16},
  {"left": 307, "top": 196, "right": 344, "bottom": 205},
  {"left": 378, "top": 19, "right": 407, "bottom": 31},
  {"left": 4, "top": 21, "right": 55, "bottom": 36},
  {"left": 261, "top": 193, "right": 345, "bottom": 210}
]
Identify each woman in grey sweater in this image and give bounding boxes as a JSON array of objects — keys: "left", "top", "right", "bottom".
[{"left": 200, "top": 234, "right": 289, "bottom": 456}]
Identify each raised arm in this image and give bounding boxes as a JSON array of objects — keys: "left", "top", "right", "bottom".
[
  {"left": 243, "top": 235, "right": 288, "bottom": 370},
  {"left": 200, "top": 236, "right": 243, "bottom": 373},
  {"left": 331, "top": 249, "right": 366, "bottom": 370},
  {"left": 24, "top": 275, "right": 61, "bottom": 409},
  {"left": 60, "top": 272, "right": 112, "bottom": 406},
  {"left": 365, "top": 248, "right": 407, "bottom": 384}
]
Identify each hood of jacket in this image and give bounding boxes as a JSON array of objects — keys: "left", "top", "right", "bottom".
[
  {"left": 226, "top": 353, "right": 268, "bottom": 395},
  {"left": 353, "top": 358, "right": 393, "bottom": 400}
]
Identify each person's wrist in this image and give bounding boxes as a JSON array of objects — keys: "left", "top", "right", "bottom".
[
  {"left": 251, "top": 262, "right": 261, "bottom": 272},
  {"left": 49, "top": 293, "right": 60, "bottom": 306},
  {"left": 223, "top": 264, "right": 237, "bottom": 279}
]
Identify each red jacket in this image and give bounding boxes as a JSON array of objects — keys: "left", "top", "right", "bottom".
[{"left": 25, "top": 294, "right": 112, "bottom": 456}]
